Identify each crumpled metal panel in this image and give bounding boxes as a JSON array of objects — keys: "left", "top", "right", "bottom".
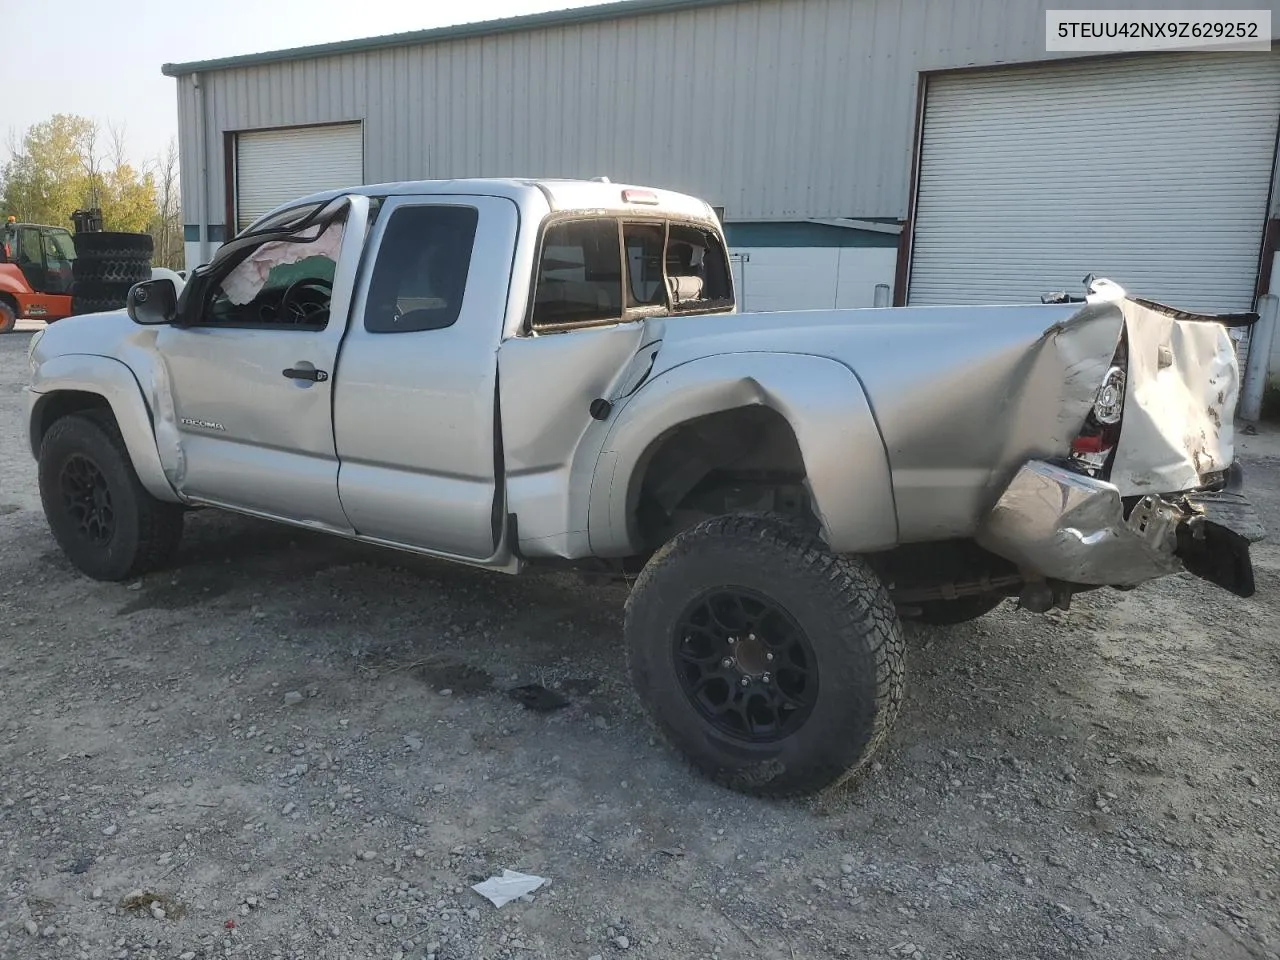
[
  {"left": 976, "top": 459, "right": 1184, "bottom": 586},
  {"left": 1109, "top": 297, "right": 1239, "bottom": 495},
  {"left": 645, "top": 294, "right": 1125, "bottom": 543}
]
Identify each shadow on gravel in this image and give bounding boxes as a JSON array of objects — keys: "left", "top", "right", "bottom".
[{"left": 116, "top": 575, "right": 236, "bottom": 614}]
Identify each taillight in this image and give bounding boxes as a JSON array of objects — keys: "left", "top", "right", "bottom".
[
  {"left": 1070, "top": 433, "right": 1108, "bottom": 455},
  {"left": 1092, "top": 365, "right": 1126, "bottom": 424},
  {"left": 1070, "top": 337, "right": 1128, "bottom": 477}
]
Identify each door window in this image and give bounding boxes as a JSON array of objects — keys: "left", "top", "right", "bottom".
[
  {"left": 17, "top": 228, "right": 43, "bottom": 266},
  {"left": 200, "top": 217, "right": 346, "bottom": 329},
  {"left": 531, "top": 220, "right": 623, "bottom": 330},
  {"left": 363, "top": 205, "right": 479, "bottom": 333},
  {"left": 15, "top": 228, "right": 47, "bottom": 291}
]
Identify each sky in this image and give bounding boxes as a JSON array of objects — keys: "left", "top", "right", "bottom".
[{"left": 0, "top": 0, "right": 600, "bottom": 167}]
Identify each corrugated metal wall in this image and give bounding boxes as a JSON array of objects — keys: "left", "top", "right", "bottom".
[{"left": 176, "top": 0, "right": 1280, "bottom": 233}]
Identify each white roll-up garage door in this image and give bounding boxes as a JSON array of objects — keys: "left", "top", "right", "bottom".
[
  {"left": 908, "top": 53, "right": 1280, "bottom": 313},
  {"left": 235, "top": 123, "right": 364, "bottom": 231}
]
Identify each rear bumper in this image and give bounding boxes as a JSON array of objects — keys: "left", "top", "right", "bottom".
[
  {"left": 1175, "top": 464, "right": 1264, "bottom": 597},
  {"left": 976, "top": 460, "right": 1264, "bottom": 595}
]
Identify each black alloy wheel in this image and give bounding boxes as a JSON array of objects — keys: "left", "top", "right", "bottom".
[
  {"left": 59, "top": 453, "right": 115, "bottom": 546},
  {"left": 673, "top": 586, "right": 818, "bottom": 742}
]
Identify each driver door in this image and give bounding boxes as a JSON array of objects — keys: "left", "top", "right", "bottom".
[{"left": 154, "top": 195, "right": 370, "bottom": 530}]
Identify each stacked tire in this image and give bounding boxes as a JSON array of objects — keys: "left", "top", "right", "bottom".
[{"left": 71, "top": 233, "right": 154, "bottom": 316}]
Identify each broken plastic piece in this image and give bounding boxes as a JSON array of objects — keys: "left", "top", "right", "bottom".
[{"left": 471, "top": 870, "right": 547, "bottom": 908}]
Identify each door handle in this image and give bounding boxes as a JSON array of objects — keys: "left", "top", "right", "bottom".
[{"left": 282, "top": 367, "right": 329, "bottom": 382}]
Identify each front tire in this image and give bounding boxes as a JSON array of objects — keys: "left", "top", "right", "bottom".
[
  {"left": 625, "top": 514, "right": 904, "bottom": 797},
  {"left": 38, "top": 412, "right": 184, "bottom": 581},
  {"left": 0, "top": 298, "right": 16, "bottom": 334}
]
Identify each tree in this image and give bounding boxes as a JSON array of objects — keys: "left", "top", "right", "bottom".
[
  {"left": 1, "top": 114, "right": 93, "bottom": 227},
  {"left": 1, "top": 114, "right": 158, "bottom": 233},
  {"left": 149, "top": 139, "right": 184, "bottom": 270}
]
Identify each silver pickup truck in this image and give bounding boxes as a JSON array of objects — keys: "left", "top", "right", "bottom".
[{"left": 25, "top": 178, "right": 1264, "bottom": 797}]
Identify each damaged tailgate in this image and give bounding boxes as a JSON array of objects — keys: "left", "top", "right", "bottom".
[{"left": 979, "top": 286, "right": 1264, "bottom": 598}]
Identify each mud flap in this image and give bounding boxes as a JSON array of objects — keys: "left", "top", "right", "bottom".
[{"left": 1175, "top": 464, "right": 1264, "bottom": 598}]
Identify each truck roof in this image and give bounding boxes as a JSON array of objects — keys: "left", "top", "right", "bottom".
[{"left": 255, "top": 178, "right": 718, "bottom": 233}]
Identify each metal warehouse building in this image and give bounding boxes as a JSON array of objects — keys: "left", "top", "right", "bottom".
[{"left": 164, "top": 0, "right": 1280, "bottom": 316}]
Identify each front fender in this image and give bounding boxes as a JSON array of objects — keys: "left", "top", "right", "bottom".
[
  {"left": 28, "top": 354, "right": 181, "bottom": 503},
  {"left": 588, "top": 352, "right": 898, "bottom": 556}
]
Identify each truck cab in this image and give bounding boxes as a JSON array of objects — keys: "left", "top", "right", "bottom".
[
  {"left": 46, "top": 180, "right": 734, "bottom": 568},
  {"left": 0, "top": 220, "right": 76, "bottom": 331}
]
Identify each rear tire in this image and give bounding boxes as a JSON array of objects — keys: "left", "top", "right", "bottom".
[
  {"left": 913, "top": 594, "right": 1005, "bottom": 625},
  {"left": 38, "top": 412, "right": 183, "bottom": 581},
  {"left": 626, "top": 514, "right": 904, "bottom": 797},
  {"left": 0, "top": 298, "right": 15, "bottom": 334}
]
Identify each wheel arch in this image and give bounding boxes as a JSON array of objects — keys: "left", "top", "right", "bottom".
[
  {"left": 588, "top": 352, "right": 899, "bottom": 556},
  {"left": 29, "top": 354, "right": 181, "bottom": 503},
  {"left": 0, "top": 291, "right": 17, "bottom": 331}
]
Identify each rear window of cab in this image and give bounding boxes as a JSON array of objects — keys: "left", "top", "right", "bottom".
[{"left": 531, "top": 217, "right": 733, "bottom": 331}]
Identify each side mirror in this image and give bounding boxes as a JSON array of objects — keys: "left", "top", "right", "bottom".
[{"left": 127, "top": 279, "right": 177, "bottom": 325}]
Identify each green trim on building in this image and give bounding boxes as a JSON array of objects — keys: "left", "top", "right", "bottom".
[
  {"left": 162, "top": 0, "right": 739, "bottom": 76},
  {"left": 183, "top": 224, "right": 227, "bottom": 242},
  {"left": 723, "top": 222, "right": 900, "bottom": 249}
]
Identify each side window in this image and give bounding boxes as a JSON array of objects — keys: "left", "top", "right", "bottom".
[
  {"left": 42, "top": 229, "right": 75, "bottom": 263},
  {"left": 364, "top": 205, "right": 478, "bottom": 333},
  {"left": 531, "top": 219, "right": 623, "bottom": 330},
  {"left": 665, "top": 224, "right": 733, "bottom": 312},
  {"left": 203, "top": 216, "right": 346, "bottom": 329}
]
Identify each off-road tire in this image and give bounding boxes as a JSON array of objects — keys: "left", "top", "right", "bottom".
[
  {"left": 914, "top": 594, "right": 1006, "bottom": 625},
  {"left": 0, "top": 297, "right": 16, "bottom": 334},
  {"left": 72, "top": 232, "right": 154, "bottom": 259},
  {"left": 72, "top": 257, "right": 152, "bottom": 284},
  {"left": 626, "top": 513, "right": 905, "bottom": 797},
  {"left": 38, "top": 411, "right": 183, "bottom": 581}
]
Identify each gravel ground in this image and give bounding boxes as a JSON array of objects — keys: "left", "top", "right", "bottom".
[{"left": 1, "top": 326, "right": 1278, "bottom": 960}]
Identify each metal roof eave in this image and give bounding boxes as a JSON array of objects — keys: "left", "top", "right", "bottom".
[{"left": 161, "top": 0, "right": 739, "bottom": 76}]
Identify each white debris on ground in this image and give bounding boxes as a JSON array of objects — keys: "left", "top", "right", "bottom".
[{"left": 471, "top": 870, "right": 548, "bottom": 908}]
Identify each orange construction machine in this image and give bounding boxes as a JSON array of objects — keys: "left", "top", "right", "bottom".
[{"left": 1, "top": 216, "right": 75, "bottom": 332}]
